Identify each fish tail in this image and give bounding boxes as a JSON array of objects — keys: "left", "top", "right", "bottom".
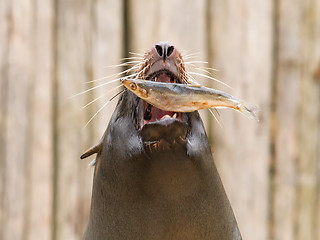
[{"left": 237, "top": 102, "right": 259, "bottom": 121}]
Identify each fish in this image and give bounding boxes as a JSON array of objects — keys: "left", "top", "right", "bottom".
[{"left": 121, "top": 79, "right": 259, "bottom": 121}]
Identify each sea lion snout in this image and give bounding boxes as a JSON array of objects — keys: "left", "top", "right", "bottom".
[
  {"left": 140, "top": 41, "right": 184, "bottom": 81},
  {"left": 154, "top": 42, "right": 175, "bottom": 62}
]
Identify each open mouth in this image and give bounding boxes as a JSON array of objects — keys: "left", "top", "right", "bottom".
[
  {"left": 135, "top": 70, "right": 188, "bottom": 145},
  {"left": 143, "top": 70, "right": 183, "bottom": 123}
]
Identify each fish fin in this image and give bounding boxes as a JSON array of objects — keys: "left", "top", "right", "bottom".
[{"left": 238, "top": 102, "right": 260, "bottom": 122}]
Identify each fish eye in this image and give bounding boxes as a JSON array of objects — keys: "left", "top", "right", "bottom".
[{"left": 129, "top": 83, "right": 137, "bottom": 90}]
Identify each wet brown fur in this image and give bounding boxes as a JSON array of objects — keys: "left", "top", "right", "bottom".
[{"left": 82, "top": 42, "right": 242, "bottom": 240}]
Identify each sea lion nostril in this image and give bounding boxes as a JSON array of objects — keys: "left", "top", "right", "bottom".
[
  {"left": 154, "top": 42, "right": 175, "bottom": 62},
  {"left": 155, "top": 45, "right": 163, "bottom": 57},
  {"left": 167, "top": 46, "right": 174, "bottom": 57}
]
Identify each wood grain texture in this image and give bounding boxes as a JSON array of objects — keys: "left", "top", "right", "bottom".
[
  {"left": 129, "top": 0, "right": 206, "bottom": 51},
  {"left": 209, "top": 0, "right": 273, "bottom": 240},
  {"left": 0, "top": 0, "right": 34, "bottom": 239},
  {"left": 25, "top": 0, "right": 54, "bottom": 239},
  {"left": 0, "top": 1, "right": 54, "bottom": 238},
  {"left": 295, "top": 0, "right": 320, "bottom": 237},
  {"left": 0, "top": 1, "right": 319, "bottom": 239},
  {"left": 274, "top": 2, "right": 304, "bottom": 239},
  {"left": 54, "top": 0, "right": 94, "bottom": 239},
  {"left": 0, "top": 0, "right": 10, "bottom": 238},
  {"left": 91, "top": 0, "right": 123, "bottom": 140},
  {"left": 54, "top": 0, "right": 123, "bottom": 238},
  {"left": 274, "top": 0, "right": 320, "bottom": 240}
]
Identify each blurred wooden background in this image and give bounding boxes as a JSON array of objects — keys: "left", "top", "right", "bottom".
[{"left": 0, "top": 0, "right": 319, "bottom": 239}]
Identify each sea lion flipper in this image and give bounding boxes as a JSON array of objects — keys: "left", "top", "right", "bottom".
[{"left": 80, "top": 142, "right": 103, "bottom": 159}]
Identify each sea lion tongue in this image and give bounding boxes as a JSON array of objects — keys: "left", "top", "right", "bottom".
[{"left": 154, "top": 72, "right": 172, "bottom": 83}]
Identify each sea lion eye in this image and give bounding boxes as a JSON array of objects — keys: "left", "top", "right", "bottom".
[{"left": 129, "top": 83, "right": 137, "bottom": 90}]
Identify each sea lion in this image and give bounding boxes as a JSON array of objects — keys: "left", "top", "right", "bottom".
[{"left": 82, "top": 42, "right": 242, "bottom": 239}]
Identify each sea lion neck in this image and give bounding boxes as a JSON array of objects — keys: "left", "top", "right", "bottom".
[
  {"left": 101, "top": 90, "right": 144, "bottom": 161},
  {"left": 84, "top": 97, "right": 242, "bottom": 239}
]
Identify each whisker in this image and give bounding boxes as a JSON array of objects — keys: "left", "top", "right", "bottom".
[
  {"left": 81, "top": 84, "right": 123, "bottom": 109},
  {"left": 119, "top": 63, "right": 142, "bottom": 74},
  {"left": 85, "top": 70, "right": 137, "bottom": 84},
  {"left": 101, "top": 57, "right": 141, "bottom": 69},
  {"left": 186, "top": 72, "right": 197, "bottom": 83},
  {"left": 85, "top": 75, "right": 116, "bottom": 84},
  {"left": 184, "top": 62, "right": 218, "bottom": 73},
  {"left": 104, "top": 61, "right": 142, "bottom": 68},
  {"left": 183, "top": 56, "right": 200, "bottom": 61},
  {"left": 213, "top": 108, "right": 221, "bottom": 117},
  {"left": 120, "top": 57, "right": 143, "bottom": 61},
  {"left": 184, "top": 60, "right": 209, "bottom": 65},
  {"left": 185, "top": 72, "right": 200, "bottom": 85},
  {"left": 180, "top": 49, "right": 193, "bottom": 54},
  {"left": 129, "top": 51, "right": 144, "bottom": 56},
  {"left": 71, "top": 78, "right": 123, "bottom": 98},
  {"left": 135, "top": 66, "right": 149, "bottom": 78},
  {"left": 193, "top": 68, "right": 214, "bottom": 77},
  {"left": 186, "top": 64, "right": 214, "bottom": 77},
  {"left": 183, "top": 54, "right": 200, "bottom": 60},
  {"left": 136, "top": 49, "right": 148, "bottom": 54},
  {"left": 188, "top": 71, "right": 233, "bottom": 90},
  {"left": 194, "top": 66, "right": 219, "bottom": 72},
  {"left": 84, "top": 89, "right": 125, "bottom": 127},
  {"left": 102, "top": 62, "right": 142, "bottom": 73},
  {"left": 208, "top": 108, "right": 224, "bottom": 128},
  {"left": 181, "top": 50, "right": 200, "bottom": 57}
]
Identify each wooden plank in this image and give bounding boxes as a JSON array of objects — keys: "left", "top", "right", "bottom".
[
  {"left": 25, "top": 0, "right": 54, "bottom": 239},
  {"left": 54, "top": 0, "right": 94, "bottom": 239},
  {"left": 274, "top": 1, "right": 304, "bottom": 237},
  {"left": 91, "top": 0, "right": 123, "bottom": 141},
  {"left": 294, "top": 0, "right": 320, "bottom": 239},
  {"left": 209, "top": 0, "right": 273, "bottom": 240},
  {"left": 0, "top": 0, "right": 33, "bottom": 239},
  {"left": 274, "top": 0, "right": 320, "bottom": 239},
  {"left": 1, "top": 1, "right": 54, "bottom": 239},
  {"left": 0, "top": 0, "right": 10, "bottom": 238},
  {"left": 54, "top": 0, "right": 123, "bottom": 239},
  {"left": 129, "top": 0, "right": 206, "bottom": 53}
]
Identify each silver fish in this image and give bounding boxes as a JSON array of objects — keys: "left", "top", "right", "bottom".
[{"left": 121, "top": 79, "right": 259, "bottom": 121}]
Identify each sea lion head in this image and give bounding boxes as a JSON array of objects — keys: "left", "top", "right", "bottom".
[{"left": 103, "top": 42, "right": 208, "bottom": 160}]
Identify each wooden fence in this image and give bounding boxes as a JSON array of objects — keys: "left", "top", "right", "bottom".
[{"left": 0, "top": 0, "right": 319, "bottom": 239}]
